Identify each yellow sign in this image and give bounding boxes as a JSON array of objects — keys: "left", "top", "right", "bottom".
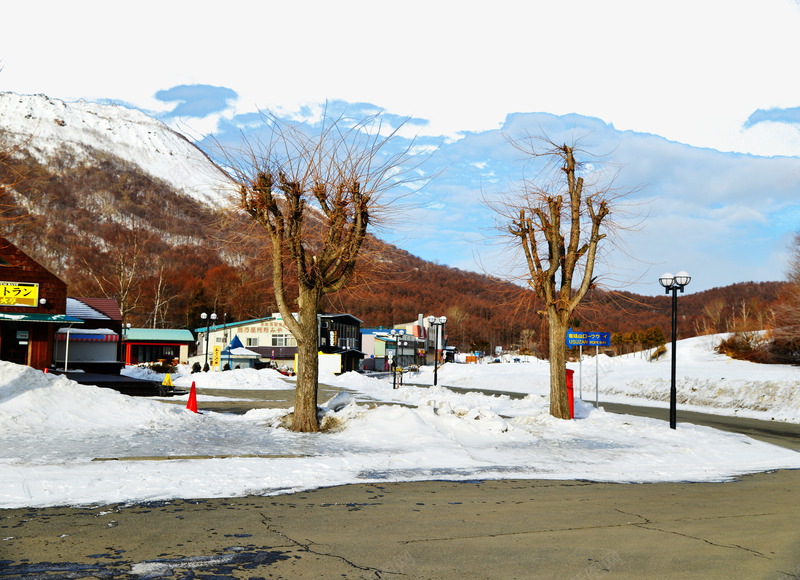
[
  {"left": 212, "top": 345, "right": 222, "bottom": 368},
  {"left": 0, "top": 282, "right": 39, "bottom": 307}
]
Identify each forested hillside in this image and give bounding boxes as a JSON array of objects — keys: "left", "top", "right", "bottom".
[{"left": 0, "top": 128, "right": 788, "bottom": 355}]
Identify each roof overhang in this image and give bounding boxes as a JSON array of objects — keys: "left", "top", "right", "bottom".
[{"left": 0, "top": 313, "right": 84, "bottom": 324}]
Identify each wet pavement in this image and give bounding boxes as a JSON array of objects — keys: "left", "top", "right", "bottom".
[{"left": 3, "top": 473, "right": 800, "bottom": 578}]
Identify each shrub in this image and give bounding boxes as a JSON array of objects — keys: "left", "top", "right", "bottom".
[
  {"left": 715, "top": 332, "right": 772, "bottom": 363},
  {"left": 649, "top": 345, "right": 667, "bottom": 361},
  {"left": 150, "top": 362, "right": 177, "bottom": 374}
]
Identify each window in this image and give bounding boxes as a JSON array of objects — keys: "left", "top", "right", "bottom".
[
  {"left": 271, "top": 334, "right": 296, "bottom": 347},
  {"left": 247, "top": 337, "right": 258, "bottom": 347}
]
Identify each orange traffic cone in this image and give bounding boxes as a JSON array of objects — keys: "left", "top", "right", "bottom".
[
  {"left": 43, "top": 367, "right": 48, "bottom": 374},
  {"left": 187, "top": 381, "right": 198, "bottom": 413}
]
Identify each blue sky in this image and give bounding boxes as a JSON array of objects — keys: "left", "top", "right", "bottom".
[{"left": 2, "top": 0, "right": 800, "bottom": 295}]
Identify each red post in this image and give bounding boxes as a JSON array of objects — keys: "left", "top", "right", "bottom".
[{"left": 566, "top": 369, "right": 575, "bottom": 419}]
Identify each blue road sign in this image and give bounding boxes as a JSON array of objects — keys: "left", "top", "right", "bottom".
[
  {"left": 566, "top": 328, "right": 588, "bottom": 347},
  {"left": 586, "top": 332, "right": 611, "bottom": 346},
  {"left": 566, "top": 328, "right": 610, "bottom": 347}
]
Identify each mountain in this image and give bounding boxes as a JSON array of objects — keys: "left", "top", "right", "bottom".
[
  {"left": 0, "top": 92, "right": 543, "bottom": 345},
  {"left": 0, "top": 92, "right": 787, "bottom": 352},
  {"left": 0, "top": 92, "right": 232, "bottom": 204}
]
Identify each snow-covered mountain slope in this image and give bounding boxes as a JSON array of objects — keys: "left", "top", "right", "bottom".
[{"left": 0, "top": 92, "right": 233, "bottom": 205}]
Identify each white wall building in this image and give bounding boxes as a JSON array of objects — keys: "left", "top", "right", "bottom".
[{"left": 192, "top": 313, "right": 298, "bottom": 369}]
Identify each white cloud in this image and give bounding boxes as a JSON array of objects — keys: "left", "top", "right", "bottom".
[
  {"left": 2, "top": 0, "right": 800, "bottom": 294},
  {"left": 3, "top": 1, "right": 800, "bottom": 155}
]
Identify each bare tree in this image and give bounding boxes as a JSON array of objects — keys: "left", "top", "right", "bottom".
[
  {"left": 446, "top": 305, "right": 468, "bottom": 349},
  {"left": 146, "top": 260, "right": 180, "bottom": 328},
  {"left": 70, "top": 225, "right": 156, "bottom": 322},
  {"left": 0, "top": 131, "right": 37, "bottom": 237},
  {"left": 774, "top": 232, "right": 800, "bottom": 354},
  {"left": 488, "top": 137, "right": 621, "bottom": 420},
  {"left": 226, "top": 113, "right": 421, "bottom": 432},
  {"left": 702, "top": 299, "right": 725, "bottom": 333}
]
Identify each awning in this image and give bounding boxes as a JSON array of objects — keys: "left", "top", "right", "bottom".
[
  {"left": 221, "top": 346, "right": 260, "bottom": 357},
  {"left": 0, "top": 313, "right": 84, "bottom": 324},
  {"left": 56, "top": 333, "right": 118, "bottom": 342}
]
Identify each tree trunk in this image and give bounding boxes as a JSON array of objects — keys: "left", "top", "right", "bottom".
[
  {"left": 293, "top": 286, "right": 322, "bottom": 432},
  {"left": 547, "top": 313, "right": 571, "bottom": 419}
]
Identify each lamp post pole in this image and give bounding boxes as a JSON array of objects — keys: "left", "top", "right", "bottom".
[
  {"left": 659, "top": 271, "right": 691, "bottom": 429},
  {"left": 428, "top": 315, "right": 447, "bottom": 386},
  {"left": 223, "top": 312, "right": 231, "bottom": 370},
  {"left": 201, "top": 312, "right": 217, "bottom": 371},
  {"left": 397, "top": 330, "right": 406, "bottom": 388},
  {"left": 390, "top": 329, "right": 398, "bottom": 389}
]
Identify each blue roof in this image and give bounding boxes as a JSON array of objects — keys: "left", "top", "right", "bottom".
[{"left": 361, "top": 328, "right": 392, "bottom": 335}]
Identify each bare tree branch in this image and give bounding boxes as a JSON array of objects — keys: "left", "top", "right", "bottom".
[
  {"left": 487, "top": 135, "right": 628, "bottom": 419},
  {"left": 217, "top": 110, "right": 427, "bottom": 432}
]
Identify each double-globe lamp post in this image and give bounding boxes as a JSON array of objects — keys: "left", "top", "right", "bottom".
[
  {"left": 427, "top": 315, "right": 447, "bottom": 386},
  {"left": 658, "top": 271, "right": 691, "bottom": 430},
  {"left": 200, "top": 312, "right": 217, "bottom": 371},
  {"left": 390, "top": 329, "right": 406, "bottom": 389}
]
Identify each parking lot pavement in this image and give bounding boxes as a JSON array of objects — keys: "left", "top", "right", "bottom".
[{"left": 3, "top": 470, "right": 800, "bottom": 579}]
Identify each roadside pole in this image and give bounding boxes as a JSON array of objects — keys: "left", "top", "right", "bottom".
[
  {"left": 567, "top": 329, "right": 610, "bottom": 409},
  {"left": 595, "top": 345, "right": 599, "bottom": 408}
]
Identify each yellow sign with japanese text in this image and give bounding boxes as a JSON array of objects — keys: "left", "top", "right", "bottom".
[
  {"left": 212, "top": 345, "right": 222, "bottom": 369},
  {"left": 0, "top": 282, "right": 39, "bottom": 307}
]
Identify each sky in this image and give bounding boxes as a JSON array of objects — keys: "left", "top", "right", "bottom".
[
  {"left": 2, "top": 1, "right": 800, "bottom": 294},
  {"left": 2, "top": 334, "right": 800, "bottom": 509}
]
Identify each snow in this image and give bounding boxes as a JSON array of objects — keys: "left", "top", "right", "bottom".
[
  {"left": 2, "top": 334, "right": 800, "bottom": 508},
  {"left": 0, "top": 92, "right": 233, "bottom": 204}
]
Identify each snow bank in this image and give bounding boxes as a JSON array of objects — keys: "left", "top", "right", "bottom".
[
  {"left": 2, "top": 342, "right": 800, "bottom": 508},
  {"left": 122, "top": 364, "right": 294, "bottom": 390}
]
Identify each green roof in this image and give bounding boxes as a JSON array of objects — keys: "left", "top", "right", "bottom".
[
  {"left": 125, "top": 328, "right": 195, "bottom": 342},
  {"left": 0, "top": 313, "right": 83, "bottom": 323}
]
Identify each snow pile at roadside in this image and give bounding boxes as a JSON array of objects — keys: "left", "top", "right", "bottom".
[
  {"left": 122, "top": 364, "right": 294, "bottom": 390},
  {"left": 408, "top": 334, "right": 800, "bottom": 423},
  {"left": 3, "top": 353, "right": 800, "bottom": 508},
  {"left": 0, "top": 364, "right": 188, "bottom": 432}
]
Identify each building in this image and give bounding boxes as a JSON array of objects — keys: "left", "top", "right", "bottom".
[
  {"left": 193, "top": 312, "right": 364, "bottom": 373},
  {"left": 361, "top": 328, "right": 427, "bottom": 371},
  {"left": 360, "top": 315, "right": 432, "bottom": 371},
  {"left": 219, "top": 335, "right": 262, "bottom": 369},
  {"left": 122, "top": 328, "right": 195, "bottom": 366},
  {"left": 360, "top": 328, "right": 391, "bottom": 371},
  {"left": 317, "top": 313, "right": 364, "bottom": 373},
  {"left": 0, "top": 238, "right": 82, "bottom": 369},
  {"left": 53, "top": 297, "right": 123, "bottom": 373},
  {"left": 193, "top": 313, "right": 298, "bottom": 369}
]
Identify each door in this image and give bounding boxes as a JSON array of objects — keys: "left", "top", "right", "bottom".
[{"left": 0, "top": 323, "right": 30, "bottom": 365}]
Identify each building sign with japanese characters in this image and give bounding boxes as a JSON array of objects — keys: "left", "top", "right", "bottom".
[
  {"left": 0, "top": 282, "right": 39, "bottom": 307},
  {"left": 566, "top": 328, "right": 611, "bottom": 347}
]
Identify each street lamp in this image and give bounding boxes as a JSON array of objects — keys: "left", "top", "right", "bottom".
[
  {"left": 427, "top": 315, "right": 447, "bottom": 386},
  {"left": 389, "top": 329, "right": 405, "bottom": 389},
  {"left": 200, "top": 312, "right": 217, "bottom": 371},
  {"left": 659, "top": 271, "right": 691, "bottom": 429}
]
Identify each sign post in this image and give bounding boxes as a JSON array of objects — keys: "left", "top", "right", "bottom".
[{"left": 566, "top": 329, "right": 610, "bottom": 408}]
